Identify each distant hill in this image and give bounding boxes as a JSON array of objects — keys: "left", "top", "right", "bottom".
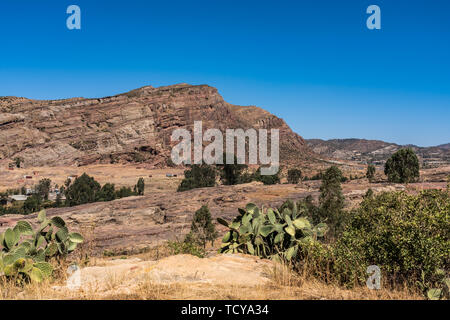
[{"left": 306, "top": 138, "right": 450, "bottom": 168}]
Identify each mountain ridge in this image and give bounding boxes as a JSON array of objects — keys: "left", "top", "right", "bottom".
[{"left": 0, "top": 83, "right": 314, "bottom": 167}]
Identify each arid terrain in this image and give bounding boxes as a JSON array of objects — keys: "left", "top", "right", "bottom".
[{"left": 0, "top": 84, "right": 448, "bottom": 300}]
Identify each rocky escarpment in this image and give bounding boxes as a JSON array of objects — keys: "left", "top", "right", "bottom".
[{"left": 0, "top": 84, "right": 313, "bottom": 167}]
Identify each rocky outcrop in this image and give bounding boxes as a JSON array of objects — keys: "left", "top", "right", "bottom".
[{"left": 0, "top": 84, "right": 313, "bottom": 167}]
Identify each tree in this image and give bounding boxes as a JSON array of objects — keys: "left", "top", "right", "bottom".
[
  {"left": 218, "top": 154, "right": 247, "bottom": 185},
  {"left": 185, "top": 205, "right": 218, "bottom": 249},
  {"left": 384, "top": 148, "right": 420, "bottom": 183},
  {"left": 287, "top": 169, "right": 302, "bottom": 184},
  {"left": 65, "top": 173, "right": 101, "bottom": 206},
  {"left": 135, "top": 178, "right": 145, "bottom": 195},
  {"left": 36, "top": 178, "right": 51, "bottom": 201},
  {"left": 14, "top": 157, "right": 23, "bottom": 168},
  {"left": 54, "top": 193, "right": 63, "bottom": 208},
  {"left": 366, "top": 164, "right": 376, "bottom": 182},
  {"left": 177, "top": 165, "right": 217, "bottom": 192},
  {"left": 23, "top": 195, "right": 41, "bottom": 214},
  {"left": 254, "top": 167, "right": 280, "bottom": 185},
  {"left": 318, "top": 166, "right": 345, "bottom": 237},
  {"left": 99, "top": 183, "right": 116, "bottom": 201}
]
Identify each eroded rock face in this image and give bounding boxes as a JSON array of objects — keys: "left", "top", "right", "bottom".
[{"left": 0, "top": 84, "right": 312, "bottom": 167}]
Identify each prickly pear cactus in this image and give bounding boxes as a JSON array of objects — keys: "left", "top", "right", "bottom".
[
  {"left": 218, "top": 200, "right": 328, "bottom": 262},
  {"left": 0, "top": 210, "right": 84, "bottom": 283}
]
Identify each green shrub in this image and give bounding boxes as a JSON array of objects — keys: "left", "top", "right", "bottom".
[
  {"left": 167, "top": 240, "right": 205, "bottom": 258},
  {"left": 366, "top": 164, "right": 376, "bottom": 182},
  {"left": 333, "top": 190, "right": 449, "bottom": 291},
  {"left": 135, "top": 178, "right": 145, "bottom": 196}
]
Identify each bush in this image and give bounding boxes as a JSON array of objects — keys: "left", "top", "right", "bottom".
[
  {"left": 366, "top": 164, "right": 376, "bottom": 182},
  {"left": 135, "top": 178, "right": 145, "bottom": 196},
  {"left": 167, "top": 240, "right": 205, "bottom": 258},
  {"left": 177, "top": 165, "right": 217, "bottom": 192},
  {"left": 254, "top": 167, "right": 280, "bottom": 185},
  {"left": 384, "top": 148, "right": 420, "bottom": 183},
  {"left": 333, "top": 190, "right": 449, "bottom": 291},
  {"left": 287, "top": 169, "right": 302, "bottom": 184},
  {"left": 115, "top": 186, "right": 135, "bottom": 198}
]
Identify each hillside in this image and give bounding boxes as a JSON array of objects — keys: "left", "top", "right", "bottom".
[
  {"left": 0, "top": 84, "right": 313, "bottom": 167},
  {"left": 306, "top": 138, "right": 450, "bottom": 168}
]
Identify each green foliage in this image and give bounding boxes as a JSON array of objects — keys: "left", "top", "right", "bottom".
[
  {"left": 36, "top": 178, "right": 51, "bottom": 201},
  {"left": 99, "top": 183, "right": 116, "bottom": 202},
  {"left": 287, "top": 169, "right": 302, "bottom": 184},
  {"left": 14, "top": 157, "right": 23, "bottom": 168},
  {"left": 115, "top": 186, "right": 135, "bottom": 198},
  {"left": 364, "top": 188, "right": 374, "bottom": 199},
  {"left": 218, "top": 154, "right": 248, "bottom": 185},
  {"left": 253, "top": 167, "right": 280, "bottom": 185},
  {"left": 23, "top": 195, "right": 41, "bottom": 214},
  {"left": 423, "top": 268, "right": 450, "bottom": 300},
  {"left": 333, "top": 190, "right": 449, "bottom": 292},
  {"left": 218, "top": 201, "right": 328, "bottom": 262},
  {"left": 186, "top": 205, "right": 218, "bottom": 249},
  {"left": 167, "top": 240, "right": 205, "bottom": 258},
  {"left": 366, "top": 164, "right": 376, "bottom": 182},
  {"left": 135, "top": 178, "right": 145, "bottom": 196},
  {"left": 384, "top": 148, "right": 420, "bottom": 183},
  {"left": 318, "top": 166, "right": 346, "bottom": 237},
  {"left": 177, "top": 164, "right": 217, "bottom": 192},
  {"left": 0, "top": 210, "right": 84, "bottom": 283},
  {"left": 65, "top": 173, "right": 101, "bottom": 206}
]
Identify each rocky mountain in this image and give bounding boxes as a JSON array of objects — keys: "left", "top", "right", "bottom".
[
  {"left": 306, "top": 138, "right": 450, "bottom": 167},
  {"left": 0, "top": 84, "right": 313, "bottom": 167}
]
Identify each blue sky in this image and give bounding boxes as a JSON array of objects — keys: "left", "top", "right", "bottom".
[{"left": 0, "top": 0, "right": 449, "bottom": 147}]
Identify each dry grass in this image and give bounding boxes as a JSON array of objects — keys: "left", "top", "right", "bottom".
[{"left": 0, "top": 250, "right": 423, "bottom": 300}]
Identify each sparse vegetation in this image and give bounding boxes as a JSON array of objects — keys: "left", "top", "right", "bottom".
[
  {"left": 287, "top": 169, "right": 302, "bottom": 184},
  {"left": 177, "top": 164, "right": 217, "bottom": 192},
  {"left": 366, "top": 164, "right": 376, "bottom": 182}
]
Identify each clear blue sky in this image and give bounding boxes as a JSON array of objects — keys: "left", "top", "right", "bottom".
[{"left": 0, "top": 0, "right": 449, "bottom": 147}]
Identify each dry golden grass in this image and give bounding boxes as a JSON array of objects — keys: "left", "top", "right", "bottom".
[{"left": 0, "top": 249, "right": 423, "bottom": 300}]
